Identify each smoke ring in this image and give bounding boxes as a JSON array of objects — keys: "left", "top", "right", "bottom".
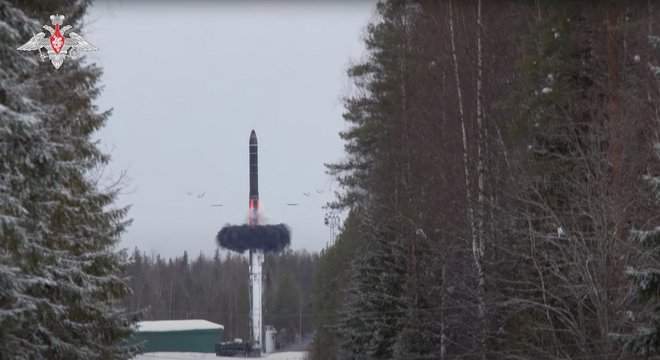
[{"left": 216, "top": 224, "right": 291, "bottom": 253}]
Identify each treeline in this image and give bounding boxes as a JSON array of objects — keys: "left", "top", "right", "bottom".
[
  {"left": 312, "top": 1, "right": 660, "bottom": 359},
  {"left": 123, "top": 248, "right": 318, "bottom": 347}
]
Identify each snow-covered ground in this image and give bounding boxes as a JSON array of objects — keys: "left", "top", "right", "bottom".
[{"left": 134, "top": 351, "right": 308, "bottom": 360}]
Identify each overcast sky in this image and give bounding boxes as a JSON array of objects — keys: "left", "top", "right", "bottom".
[{"left": 86, "top": 2, "right": 375, "bottom": 259}]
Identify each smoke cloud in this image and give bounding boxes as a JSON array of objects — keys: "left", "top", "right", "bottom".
[{"left": 216, "top": 224, "right": 291, "bottom": 253}]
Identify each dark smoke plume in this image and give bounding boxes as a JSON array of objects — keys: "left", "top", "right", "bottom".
[{"left": 216, "top": 224, "right": 291, "bottom": 253}]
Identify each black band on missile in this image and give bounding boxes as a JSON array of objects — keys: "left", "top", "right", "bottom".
[{"left": 216, "top": 224, "right": 291, "bottom": 253}]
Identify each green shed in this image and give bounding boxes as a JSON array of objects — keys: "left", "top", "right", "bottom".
[{"left": 133, "top": 320, "right": 224, "bottom": 353}]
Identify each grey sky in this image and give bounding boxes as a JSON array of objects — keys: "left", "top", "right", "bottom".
[{"left": 86, "top": 2, "right": 375, "bottom": 259}]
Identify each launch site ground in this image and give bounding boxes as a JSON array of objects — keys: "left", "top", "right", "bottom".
[{"left": 134, "top": 351, "right": 308, "bottom": 360}]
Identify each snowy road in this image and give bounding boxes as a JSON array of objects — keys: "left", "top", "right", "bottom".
[{"left": 134, "top": 351, "right": 308, "bottom": 360}]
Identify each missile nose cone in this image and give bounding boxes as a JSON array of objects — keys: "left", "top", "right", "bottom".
[{"left": 250, "top": 130, "right": 257, "bottom": 144}]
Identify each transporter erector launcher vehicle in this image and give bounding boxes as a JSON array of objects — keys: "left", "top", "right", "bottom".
[{"left": 215, "top": 130, "right": 291, "bottom": 356}]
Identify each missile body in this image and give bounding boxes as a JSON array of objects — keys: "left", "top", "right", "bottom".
[
  {"left": 248, "top": 129, "right": 263, "bottom": 352},
  {"left": 249, "top": 129, "right": 259, "bottom": 225}
]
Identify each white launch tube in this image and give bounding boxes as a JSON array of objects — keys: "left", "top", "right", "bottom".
[{"left": 249, "top": 249, "right": 264, "bottom": 351}]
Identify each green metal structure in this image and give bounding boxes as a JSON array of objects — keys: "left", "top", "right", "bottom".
[{"left": 132, "top": 320, "right": 224, "bottom": 353}]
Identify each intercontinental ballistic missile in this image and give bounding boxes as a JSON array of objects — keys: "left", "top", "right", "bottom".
[
  {"left": 216, "top": 130, "right": 290, "bottom": 253},
  {"left": 249, "top": 129, "right": 258, "bottom": 221},
  {"left": 215, "top": 130, "right": 291, "bottom": 353}
]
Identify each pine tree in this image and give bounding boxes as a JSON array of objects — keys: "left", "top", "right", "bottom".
[
  {"left": 326, "top": 0, "right": 416, "bottom": 211},
  {"left": 0, "top": 1, "right": 136, "bottom": 359}
]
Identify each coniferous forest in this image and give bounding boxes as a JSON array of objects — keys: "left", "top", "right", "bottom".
[
  {"left": 312, "top": 1, "right": 660, "bottom": 359},
  {"left": 2, "top": 0, "right": 660, "bottom": 359},
  {"left": 0, "top": 1, "right": 136, "bottom": 359},
  {"left": 122, "top": 249, "right": 318, "bottom": 348}
]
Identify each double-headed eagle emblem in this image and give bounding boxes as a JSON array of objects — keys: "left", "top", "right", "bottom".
[{"left": 17, "top": 14, "right": 97, "bottom": 69}]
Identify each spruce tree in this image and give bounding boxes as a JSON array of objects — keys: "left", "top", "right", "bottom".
[
  {"left": 0, "top": 1, "right": 136, "bottom": 359},
  {"left": 338, "top": 211, "right": 406, "bottom": 359},
  {"left": 392, "top": 230, "right": 443, "bottom": 360},
  {"left": 311, "top": 210, "right": 368, "bottom": 360},
  {"left": 620, "top": 222, "right": 660, "bottom": 356},
  {"left": 616, "top": 34, "right": 660, "bottom": 358}
]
